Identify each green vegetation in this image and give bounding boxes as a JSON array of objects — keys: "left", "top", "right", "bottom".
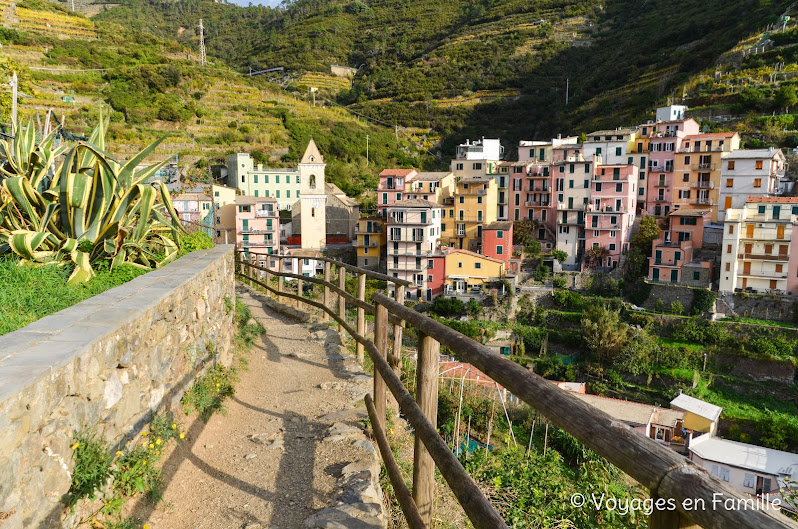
[
  {"left": 67, "top": 415, "right": 184, "bottom": 527},
  {"left": 0, "top": 118, "right": 183, "bottom": 284},
  {"left": 0, "top": 257, "right": 147, "bottom": 335}
]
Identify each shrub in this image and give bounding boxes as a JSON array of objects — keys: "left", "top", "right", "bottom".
[
  {"left": 534, "top": 266, "right": 550, "bottom": 282},
  {"left": 691, "top": 289, "right": 716, "bottom": 315},
  {"left": 430, "top": 296, "right": 465, "bottom": 317},
  {"left": 179, "top": 231, "right": 214, "bottom": 255},
  {"left": 552, "top": 289, "right": 584, "bottom": 310},
  {"left": 671, "top": 300, "right": 684, "bottom": 315},
  {"left": 553, "top": 276, "right": 567, "bottom": 289},
  {"left": 654, "top": 299, "right": 665, "bottom": 313}
]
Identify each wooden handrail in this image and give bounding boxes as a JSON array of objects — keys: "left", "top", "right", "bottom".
[{"left": 235, "top": 254, "right": 798, "bottom": 529}]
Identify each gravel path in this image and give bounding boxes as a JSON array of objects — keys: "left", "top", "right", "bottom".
[{"left": 135, "top": 287, "right": 379, "bottom": 529}]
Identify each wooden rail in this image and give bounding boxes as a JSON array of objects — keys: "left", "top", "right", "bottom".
[{"left": 235, "top": 251, "right": 798, "bottom": 529}]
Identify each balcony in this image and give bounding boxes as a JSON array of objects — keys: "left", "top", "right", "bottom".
[
  {"left": 241, "top": 240, "right": 276, "bottom": 247},
  {"left": 556, "top": 203, "right": 586, "bottom": 211},
  {"left": 454, "top": 216, "right": 485, "bottom": 223},
  {"left": 589, "top": 224, "right": 621, "bottom": 231},
  {"left": 387, "top": 265, "right": 427, "bottom": 273},
  {"left": 692, "top": 163, "right": 716, "bottom": 171},
  {"left": 355, "top": 225, "right": 383, "bottom": 234},
  {"left": 357, "top": 241, "right": 380, "bottom": 248},
  {"left": 738, "top": 252, "right": 789, "bottom": 261},
  {"left": 240, "top": 228, "right": 275, "bottom": 234},
  {"left": 695, "top": 198, "right": 714, "bottom": 206},
  {"left": 690, "top": 181, "right": 714, "bottom": 189},
  {"left": 525, "top": 201, "right": 550, "bottom": 207},
  {"left": 653, "top": 180, "right": 668, "bottom": 187},
  {"left": 391, "top": 249, "right": 436, "bottom": 256},
  {"left": 586, "top": 204, "right": 627, "bottom": 214},
  {"left": 738, "top": 271, "right": 788, "bottom": 280},
  {"left": 255, "top": 209, "right": 277, "bottom": 218}
]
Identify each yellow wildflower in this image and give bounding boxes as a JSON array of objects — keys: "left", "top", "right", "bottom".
[
  {"left": 143, "top": 524, "right": 150, "bottom": 529},
  {"left": 155, "top": 439, "right": 162, "bottom": 445},
  {"left": 179, "top": 433, "right": 185, "bottom": 439},
  {"left": 171, "top": 423, "right": 177, "bottom": 429},
  {"left": 142, "top": 431, "right": 148, "bottom": 436},
  {"left": 149, "top": 443, "right": 154, "bottom": 449},
  {"left": 70, "top": 442, "right": 79, "bottom": 450},
  {"left": 116, "top": 451, "right": 122, "bottom": 456}
]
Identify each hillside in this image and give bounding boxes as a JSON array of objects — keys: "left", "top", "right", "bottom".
[
  {"left": 0, "top": 13, "right": 431, "bottom": 197},
  {"left": 91, "top": 0, "right": 796, "bottom": 155}
]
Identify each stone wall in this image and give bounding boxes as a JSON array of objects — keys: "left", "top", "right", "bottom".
[
  {"left": 0, "top": 245, "right": 235, "bottom": 529},
  {"left": 716, "top": 291, "right": 798, "bottom": 322},
  {"left": 641, "top": 283, "right": 697, "bottom": 311}
]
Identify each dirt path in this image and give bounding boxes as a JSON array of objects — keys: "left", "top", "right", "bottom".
[{"left": 132, "top": 287, "right": 382, "bottom": 529}]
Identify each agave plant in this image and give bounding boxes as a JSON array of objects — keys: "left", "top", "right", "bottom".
[{"left": 0, "top": 117, "right": 184, "bottom": 285}]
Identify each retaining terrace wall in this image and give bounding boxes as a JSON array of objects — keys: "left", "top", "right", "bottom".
[{"left": 0, "top": 245, "right": 235, "bottom": 529}]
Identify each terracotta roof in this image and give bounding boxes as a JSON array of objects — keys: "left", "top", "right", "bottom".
[
  {"left": 390, "top": 198, "right": 441, "bottom": 208},
  {"left": 747, "top": 196, "right": 798, "bottom": 203},
  {"left": 485, "top": 221, "right": 513, "bottom": 230},
  {"left": 379, "top": 168, "right": 417, "bottom": 177},
  {"left": 446, "top": 249, "right": 505, "bottom": 264},
  {"left": 684, "top": 132, "right": 738, "bottom": 139},
  {"left": 669, "top": 208, "right": 711, "bottom": 217},
  {"left": 414, "top": 171, "right": 452, "bottom": 181}
]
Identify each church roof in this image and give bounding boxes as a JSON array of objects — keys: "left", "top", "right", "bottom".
[{"left": 301, "top": 139, "right": 324, "bottom": 164}]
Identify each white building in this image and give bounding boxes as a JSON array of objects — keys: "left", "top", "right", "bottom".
[
  {"left": 689, "top": 434, "right": 798, "bottom": 510},
  {"left": 386, "top": 199, "right": 442, "bottom": 299},
  {"left": 451, "top": 138, "right": 503, "bottom": 178},
  {"left": 583, "top": 128, "right": 636, "bottom": 165},
  {"left": 656, "top": 104, "right": 688, "bottom": 122},
  {"left": 718, "top": 149, "right": 787, "bottom": 221},
  {"left": 227, "top": 153, "right": 301, "bottom": 210}
]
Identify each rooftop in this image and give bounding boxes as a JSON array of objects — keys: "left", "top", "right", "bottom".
[
  {"left": 669, "top": 208, "right": 712, "bottom": 217},
  {"left": 445, "top": 249, "right": 505, "bottom": 264},
  {"left": 684, "top": 132, "right": 738, "bottom": 140},
  {"left": 235, "top": 195, "right": 278, "bottom": 205},
  {"left": 380, "top": 168, "right": 417, "bottom": 177},
  {"left": 390, "top": 198, "right": 441, "bottom": 209},
  {"left": 570, "top": 392, "right": 683, "bottom": 428},
  {"left": 300, "top": 139, "right": 324, "bottom": 164},
  {"left": 460, "top": 176, "right": 493, "bottom": 184},
  {"left": 746, "top": 196, "right": 798, "bottom": 203},
  {"left": 173, "top": 193, "right": 212, "bottom": 201},
  {"left": 485, "top": 221, "right": 513, "bottom": 230},
  {"left": 414, "top": 171, "right": 453, "bottom": 181},
  {"left": 670, "top": 393, "right": 722, "bottom": 422},
  {"left": 690, "top": 436, "right": 798, "bottom": 482},
  {"left": 586, "top": 128, "right": 636, "bottom": 137},
  {"left": 725, "top": 148, "right": 784, "bottom": 160}
]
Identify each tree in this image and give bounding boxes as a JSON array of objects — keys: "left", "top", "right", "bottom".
[
  {"left": 465, "top": 298, "right": 482, "bottom": 319},
  {"left": 550, "top": 249, "right": 568, "bottom": 263},
  {"left": 584, "top": 245, "right": 610, "bottom": 268},
  {"left": 630, "top": 216, "right": 661, "bottom": 251},
  {"left": 776, "top": 84, "right": 798, "bottom": 113},
  {"left": 582, "top": 305, "right": 630, "bottom": 365}
]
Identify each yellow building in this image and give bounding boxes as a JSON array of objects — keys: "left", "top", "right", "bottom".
[
  {"left": 673, "top": 132, "right": 740, "bottom": 222},
  {"left": 355, "top": 217, "right": 385, "bottom": 271},
  {"left": 443, "top": 176, "right": 498, "bottom": 251},
  {"left": 406, "top": 171, "right": 456, "bottom": 203},
  {"left": 443, "top": 249, "right": 505, "bottom": 294}
]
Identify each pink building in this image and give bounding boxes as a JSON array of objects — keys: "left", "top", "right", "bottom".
[
  {"left": 427, "top": 254, "right": 447, "bottom": 299},
  {"left": 648, "top": 208, "right": 713, "bottom": 287},
  {"left": 509, "top": 162, "right": 553, "bottom": 229},
  {"left": 386, "top": 199, "right": 442, "bottom": 301},
  {"left": 377, "top": 169, "right": 418, "bottom": 218},
  {"left": 482, "top": 221, "right": 513, "bottom": 265},
  {"left": 234, "top": 196, "right": 280, "bottom": 267},
  {"left": 644, "top": 118, "right": 700, "bottom": 217},
  {"left": 584, "top": 164, "right": 638, "bottom": 269}
]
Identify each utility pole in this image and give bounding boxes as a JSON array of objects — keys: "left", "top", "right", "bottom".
[
  {"left": 71, "top": 0, "right": 75, "bottom": 11},
  {"left": 565, "top": 78, "right": 569, "bottom": 106},
  {"left": 366, "top": 134, "right": 369, "bottom": 166},
  {"left": 198, "top": 19, "right": 207, "bottom": 66},
  {"left": 10, "top": 72, "right": 18, "bottom": 125}
]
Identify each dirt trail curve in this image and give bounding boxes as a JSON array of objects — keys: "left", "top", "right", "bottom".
[{"left": 131, "top": 286, "right": 387, "bottom": 529}]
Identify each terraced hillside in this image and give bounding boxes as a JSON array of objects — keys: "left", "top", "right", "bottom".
[
  {"left": 93, "top": 0, "right": 795, "bottom": 154},
  {"left": 1, "top": 0, "right": 97, "bottom": 38},
  {"left": 1, "top": 10, "right": 430, "bottom": 197}
]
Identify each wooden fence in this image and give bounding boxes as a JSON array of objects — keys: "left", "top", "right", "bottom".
[{"left": 235, "top": 251, "right": 797, "bottom": 529}]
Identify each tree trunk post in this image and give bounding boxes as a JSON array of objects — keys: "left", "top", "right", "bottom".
[
  {"left": 374, "top": 301, "right": 388, "bottom": 431},
  {"left": 413, "top": 331, "right": 440, "bottom": 527},
  {"left": 338, "top": 266, "right": 346, "bottom": 338},
  {"left": 323, "top": 261, "right": 331, "bottom": 321},
  {"left": 356, "top": 272, "right": 366, "bottom": 362}
]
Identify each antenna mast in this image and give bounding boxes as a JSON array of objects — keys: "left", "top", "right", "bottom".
[{"left": 198, "top": 19, "right": 207, "bottom": 66}]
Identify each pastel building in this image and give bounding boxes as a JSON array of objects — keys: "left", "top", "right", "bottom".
[
  {"left": 583, "top": 128, "right": 637, "bottom": 165},
  {"left": 228, "top": 196, "right": 279, "bottom": 267},
  {"left": 443, "top": 250, "right": 506, "bottom": 295},
  {"left": 386, "top": 199, "right": 442, "bottom": 300},
  {"left": 355, "top": 217, "right": 385, "bottom": 271},
  {"left": 509, "top": 162, "right": 552, "bottom": 228},
  {"left": 644, "top": 117, "right": 700, "bottom": 217},
  {"left": 718, "top": 149, "right": 787, "bottom": 222},
  {"left": 172, "top": 193, "right": 213, "bottom": 226},
  {"left": 377, "top": 169, "right": 418, "bottom": 218},
  {"left": 584, "top": 163, "right": 638, "bottom": 269},
  {"left": 482, "top": 221, "right": 513, "bottom": 266},
  {"left": 719, "top": 197, "right": 798, "bottom": 295},
  {"left": 444, "top": 176, "right": 498, "bottom": 252},
  {"left": 227, "top": 153, "right": 301, "bottom": 210},
  {"left": 450, "top": 138, "right": 503, "bottom": 179},
  {"left": 648, "top": 208, "right": 713, "bottom": 287},
  {"left": 627, "top": 133, "right": 649, "bottom": 208},
  {"left": 554, "top": 159, "right": 593, "bottom": 268},
  {"left": 405, "top": 171, "right": 455, "bottom": 203},
  {"left": 518, "top": 136, "right": 578, "bottom": 163},
  {"left": 672, "top": 132, "right": 740, "bottom": 221}
]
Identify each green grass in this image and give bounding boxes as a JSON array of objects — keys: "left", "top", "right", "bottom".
[
  {"left": 658, "top": 338, "right": 707, "bottom": 353},
  {"left": 721, "top": 316, "right": 798, "bottom": 329},
  {"left": 0, "top": 257, "right": 148, "bottom": 336}
]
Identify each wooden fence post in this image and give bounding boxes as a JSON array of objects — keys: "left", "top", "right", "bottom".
[
  {"left": 390, "top": 284, "right": 405, "bottom": 411},
  {"left": 374, "top": 301, "right": 388, "bottom": 431},
  {"left": 323, "top": 261, "right": 331, "bottom": 321},
  {"left": 248, "top": 253, "right": 255, "bottom": 286},
  {"left": 297, "top": 271, "right": 303, "bottom": 308},
  {"left": 649, "top": 500, "right": 701, "bottom": 529},
  {"left": 356, "top": 273, "right": 366, "bottom": 362},
  {"left": 263, "top": 258, "right": 271, "bottom": 297},
  {"left": 338, "top": 266, "right": 346, "bottom": 338},
  {"left": 413, "top": 331, "right": 440, "bottom": 526},
  {"left": 278, "top": 258, "right": 284, "bottom": 298}
]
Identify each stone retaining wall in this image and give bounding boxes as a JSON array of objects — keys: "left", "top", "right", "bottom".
[{"left": 0, "top": 245, "right": 235, "bottom": 529}]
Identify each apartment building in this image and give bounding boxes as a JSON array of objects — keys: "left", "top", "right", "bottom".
[
  {"left": 583, "top": 128, "right": 637, "bottom": 164},
  {"left": 718, "top": 149, "right": 787, "bottom": 221},
  {"left": 644, "top": 117, "right": 701, "bottom": 217},
  {"left": 222, "top": 196, "right": 279, "bottom": 268},
  {"left": 386, "top": 199, "right": 442, "bottom": 300},
  {"left": 505, "top": 161, "right": 552, "bottom": 224},
  {"left": 377, "top": 168, "right": 418, "bottom": 218},
  {"left": 355, "top": 217, "right": 385, "bottom": 271},
  {"left": 672, "top": 132, "right": 740, "bottom": 221},
  {"left": 450, "top": 138, "right": 502, "bottom": 179},
  {"left": 443, "top": 250, "right": 506, "bottom": 295},
  {"left": 405, "top": 171, "right": 455, "bottom": 203},
  {"left": 227, "top": 153, "right": 301, "bottom": 210},
  {"left": 172, "top": 193, "right": 213, "bottom": 226},
  {"left": 517, "top": 136, "right": 577, "bottom": 164},
  {"left": 553, "top": 151, "right": 592, "bottom": 266},
  {"left": 584, "top": 164, "right": 638, "bottom": 269},
  {"left": 627, "top": 133, "right": 650, "bottom": 209},
  {"left": 442, "top": 176, "right": 498, "bottom": 252},
  {"left": 719, "top": 197, "right": 798, "bottom": 295},
  {"left": 648, "top": 208, "right": 713, "bottom": 287},
  {"left": 482, "top": 221, "right": 513, "bottom": 265}
]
